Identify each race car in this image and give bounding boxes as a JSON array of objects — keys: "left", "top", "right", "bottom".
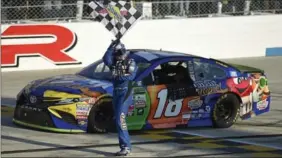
[{"left": 13, "top": 49, "right": 271, "bottom": 133}]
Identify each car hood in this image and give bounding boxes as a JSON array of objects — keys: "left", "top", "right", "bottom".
[{"left": 24, "top": 74, "right": 113, "bottom": 98}]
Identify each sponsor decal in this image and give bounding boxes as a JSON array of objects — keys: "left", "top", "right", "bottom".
[
  {"left": 87, "top": 97, "right": 97, "bottom": 104},
  {"left": 257, "top": 100, "right": 268, "bottom": 110},
  {"left": 183, "top": 106, "right": 210, "bottom": 120},
  {"left": 230, "top": 71, "right": 238, "bottom": 77},
  {"left": 73, "top": 98, "right": 80, "bottom": 102},
  {"left": 57, "top": 97, "right": 92, "bottom": 105},
  {"left": 240, "top": 102, "right": 252, "bottom": 116},
  {"left": 137, "top": 108, "right": 144, "bottom": 115},
  {"left": 188, "top": 98, "right": 203, "bottom": 109},
  {"left": 136, "top": 81, "right": 142, "bottom": 86},
  {"left": 127, "top": 105, "right": 134, "bottom": 116},
  {"left": 198, "top": 109, "right": 204, "bottom": 113},
  {"left": 194, "top": 80, "right": 218, "bottom": 88},
  {"left": 134, "top": 94, "right": 146, "bottom": 108},
  {"left": 251, "top": 75, "right": 270, "bottom": 102},
  {"left": 20, "top": 105, "right": 42, "bottom": 112},
  {"left": 194, "top": 80, "right": 226, "bottom": 96},
  {"left": 29, "top": 95, "right": 37, "bottom": 104},
  {"left": 76, "top": 104, "right": 90, "bottom": 116},
  {"left": 78, "top": 120, "right": 87, "bottom": 126},
  {"left": 1, "top": 25, "right": 81, "bottom": 68},
  {"left": 226, "top": 77, "right": 252, "bottom": 97},
  {"left": 182, "top": 112, "right": 191, "bottom": 119},
  {"left": 57, "top": 98, "right": 76, "bottom": 104},
  {"left": 120, "top": 113, "right": 127, "bottom": 130},
  {"left": 77, "top": 115, "right": 88, "bottom": 119}
]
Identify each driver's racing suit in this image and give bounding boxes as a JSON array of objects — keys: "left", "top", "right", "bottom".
[{"left": 102, "top": 42, "right": 138, "bottom": 156}]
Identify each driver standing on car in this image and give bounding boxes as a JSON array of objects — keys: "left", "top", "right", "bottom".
[{"left": 102, "top": 40, "right": 138, "bottom": 156}]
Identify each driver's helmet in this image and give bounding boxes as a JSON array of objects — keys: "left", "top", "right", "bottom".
[{"left": 114, "top": 43, "right": 129, "bottom": 60}]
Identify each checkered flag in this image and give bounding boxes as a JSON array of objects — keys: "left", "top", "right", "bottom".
[{"left": 88, "top": 0, "right": 142, "bottom": 39}]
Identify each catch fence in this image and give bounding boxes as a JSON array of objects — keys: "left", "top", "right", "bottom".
[{"left": 1, "top": 0, "right": 282, "bottom": 24}]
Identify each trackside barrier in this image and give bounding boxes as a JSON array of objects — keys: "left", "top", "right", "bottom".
[{"left": 1, "top": 15, "right": 282, "bottom": 72}]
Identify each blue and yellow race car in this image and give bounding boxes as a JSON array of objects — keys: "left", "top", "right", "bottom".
[{"left": 13, "top": 49, "right": 271, "bottom": 133}]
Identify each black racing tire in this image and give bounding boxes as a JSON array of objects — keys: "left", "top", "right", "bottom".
[
  {"left": 212, "top": 93, "right": 240, "bottom": 128},
  {"left": 87, "top": 97, "right": 115, "bottom": 133}
]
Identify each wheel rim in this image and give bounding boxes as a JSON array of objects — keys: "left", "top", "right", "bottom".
[
  {"left": 93, "top": 104, "right": 114, "bottom": 129},
  {"left": 94, "top": 108, "right": 112, "bottom": 123},
  {"left": 215, "top": 100, "right": 233, "bottom": 121}
]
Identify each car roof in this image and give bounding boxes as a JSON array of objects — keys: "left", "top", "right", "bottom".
[{"left": 128, "top": 49, "right": 202, "bottom": 62}]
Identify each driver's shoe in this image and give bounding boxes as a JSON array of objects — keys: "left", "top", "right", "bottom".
[{"left": 115, "top": 147, "right": 131, "bottom": 156}]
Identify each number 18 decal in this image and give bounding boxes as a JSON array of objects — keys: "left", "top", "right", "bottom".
[{"left": 154, "top": 89, "right": 183, "bottom": 119}]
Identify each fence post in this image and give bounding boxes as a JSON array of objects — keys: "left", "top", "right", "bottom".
[
  {"left": 143, "top": 2, "right": 153, "bottom": 19},
  {"left": 76, "top": 0, "right": 84, "bottom": 20},
  {"left": 244, "top": 0, "right": 251, "bottom": 15},
  {"left": 217, "top": 1, "right": 222, "bottom": 15}
]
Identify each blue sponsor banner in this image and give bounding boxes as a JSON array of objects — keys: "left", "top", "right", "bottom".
[{"left": 266, "top": 47, "right": 282, "bottom": 56}]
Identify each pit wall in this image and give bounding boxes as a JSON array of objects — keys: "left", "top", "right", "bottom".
[{"left": 1, "top": 15, "right": 282, "bottom": 72}]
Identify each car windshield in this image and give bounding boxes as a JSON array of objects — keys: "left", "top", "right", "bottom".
[{"left": 76, "top": 59, "right": 151, "bottom": 81}]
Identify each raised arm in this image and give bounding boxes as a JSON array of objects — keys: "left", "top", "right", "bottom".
[
  {"left": 102, "top": 46, "right": 114, "bottom": 67},
  {"left": 102, "top": 40, "right": 120, "bottom": 67}
]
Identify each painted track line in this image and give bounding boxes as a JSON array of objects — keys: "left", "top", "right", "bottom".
[
  {"left": 1, "top": 139, "right": 171, "bottom": 155},
  {"left": 172, "top": 130, "right": 282, "bottom": 150}
]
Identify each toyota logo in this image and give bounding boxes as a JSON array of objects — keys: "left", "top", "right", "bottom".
[{"left": 29, "top": 95, "right": 37, "bottom": 104}]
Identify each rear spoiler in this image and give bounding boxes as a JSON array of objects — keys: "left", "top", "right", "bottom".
[
  {"left": 210, "top": 58, "right": 264, "bottom": 74},
  {"left": 227, "top": 63, "right": 265, "bottom": 74}
]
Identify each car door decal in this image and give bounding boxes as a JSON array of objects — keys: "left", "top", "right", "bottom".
[
  {"left": 146, "top": 85, "right": 199, "bottom": 128},
  {"left": 153, "top": 89, "right": 183, "bottom": 119}
]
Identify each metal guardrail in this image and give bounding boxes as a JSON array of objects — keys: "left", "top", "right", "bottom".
[{"left": 1, "top": 0, "right": 282, "bottom": 24}]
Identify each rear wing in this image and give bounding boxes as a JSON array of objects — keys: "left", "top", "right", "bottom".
[
  {"left": 210, "top": 58, "right": 265, "bottom": 74},
  {"left": 227, "top": 63, "right": 265, "bottom": 74}
]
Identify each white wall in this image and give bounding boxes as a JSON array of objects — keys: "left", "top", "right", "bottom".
[{"left": 1, "top": 15, "right": 282, "bottom": 72}]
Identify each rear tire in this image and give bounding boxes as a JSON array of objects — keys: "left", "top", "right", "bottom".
[
  {"left": 212, "top": 93, "right": 240, "bottom": 128},
  {"left": 87, "top": 97, "right": 115, "bottom": 133}
]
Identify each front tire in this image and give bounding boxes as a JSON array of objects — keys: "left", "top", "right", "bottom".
[
  {"left": 212, "top": 93, "right": 240, "bottom": 128},
  {"left": 87, "top": 97, "right": 115, "bottom": 133}
]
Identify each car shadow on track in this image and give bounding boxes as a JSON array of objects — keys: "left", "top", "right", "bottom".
[
  {"left": 1, "top": 135, "right": 117, "bottom": 156},
  {"left": 2, "top": 106, "right": 282, "bottom": 157},
  {"left": 2, "top": 133, "right": 282, "bottom": 157},
  {"left": 2, "top": 104, "right": 282, "bottom": 136},
  {"left": 1, "top": 105, "right": 17, "bottom": 127}
]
